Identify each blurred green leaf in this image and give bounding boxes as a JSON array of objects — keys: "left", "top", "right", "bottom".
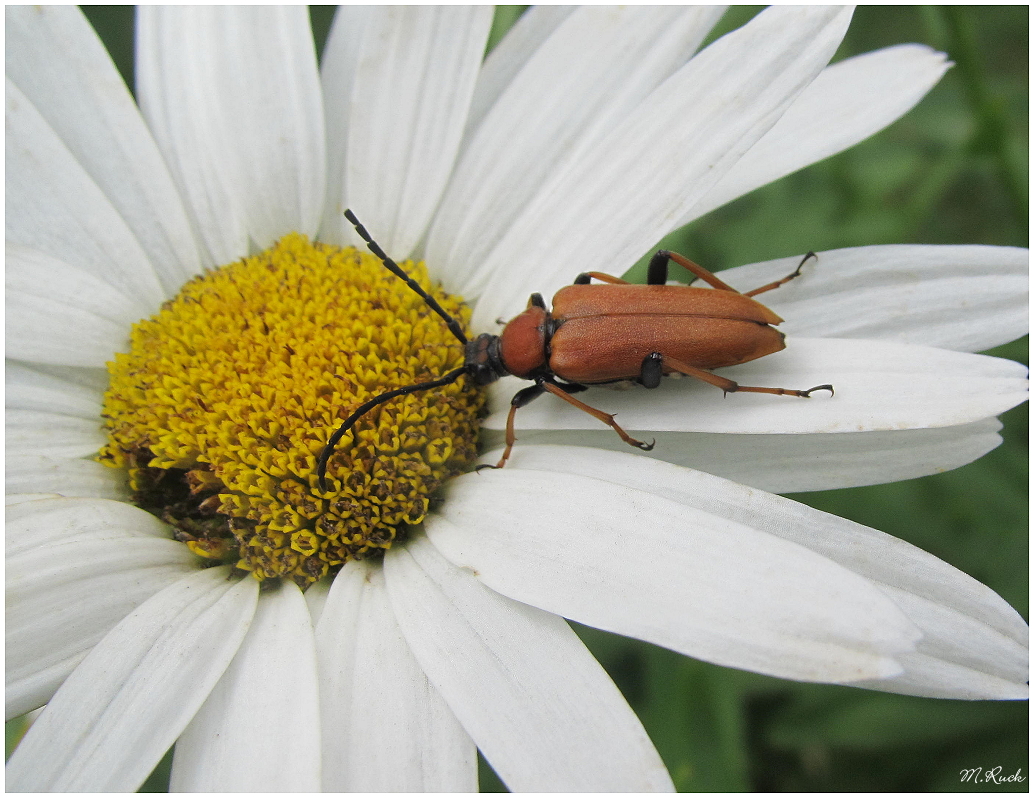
[
  {"left": 487, "top": 7, "right": 527, "bottom": 54},
  {"left": 138, "top": 747, "right": 174, "bottom": 792},
  {"left": 6, "top": 716, "right": 30, "bottom": 761},
  {"left": 767, "top": 692, "right": 1026, "bottom": 749}
]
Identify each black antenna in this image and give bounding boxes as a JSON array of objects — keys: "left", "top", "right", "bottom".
[
  {"left": 316, "top": 367, "right": 466, "bottom": 491},
  {"left": 317, "top": 211, "right": 471, "bottom": 491},
  {"left": 344, "top": 209, "right": 468, "bottom": 345}
]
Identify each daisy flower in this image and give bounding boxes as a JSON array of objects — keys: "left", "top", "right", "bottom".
[{"left": 6, "top": 5, "right": 1027, "bottom": 792}]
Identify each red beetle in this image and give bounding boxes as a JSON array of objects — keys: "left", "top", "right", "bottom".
[{"left": 317, "top": 210, "right": 831, "bottom": 489}]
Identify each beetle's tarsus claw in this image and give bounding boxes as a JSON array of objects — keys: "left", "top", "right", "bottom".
[
  {"left": 475, "top": 463, "right": 501, "bottom": 473},
  {"left": 637, "top": 439, "right": 656, "bottom": 452},
  {"left": 802, "top": 383, "right": 834, "bottom": 397}
]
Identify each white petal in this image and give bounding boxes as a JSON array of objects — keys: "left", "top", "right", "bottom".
[
  {"left": 303, "top": 577, "right": 331, "bottom": 626},
  {"left": 482, "top": 338, "right": 1027, "bottom": 435},
  {"left": 5, "top": 454, "right": 130, "bottom": 501},
  {"left": 686, "top": 45, "right": 951, "bottom": 222},
  {"left": 6, "top": 360, "right": 110, "bottom": 395},
  {"left": 6, "top": 79, "right": 166, "bottom": 309},
  {"left": 170, "top": 583, "right": 320, "bottom": 792},
  {"left": 494, "top": 417, "right": 1004, "bottom": 492},
  {"left": 860, "top": 651, "right": 1026, "bottom": 700},
  {"left": 5, "top": 496, "right": 172, "bottom": 554},
  {"left": 386, "top": 535, "right": 674, "bottom": 792},
  {"left": 465, "top": 7, "right": 854, "bottom": 328},
  {"left": 137, "top": 6, "right": 325, "bottom": 263},
  {"left": 318, "top": 5, "right": 373, "bottom": 245},
  {"left": 5, "top": 567, "right": 258, "bottom": 792},
  {"left": 6, "top": 408, "right": 106, "bottom": 459},
  {"left": 6, "top": 359, "right": 105, "bottom": 416},
  {"left": 855, "top": 586, "right": 1028, "bottom": 700},
  {"left": 487, "top": 446, "right": 1028, "bottom": 699},
  {"left": 428, "top": 6, "right": 722, "bottom": 291},
  {"left": 7, "top": 526, "right": 196, "bottom": 718},
  {"left": 6, "top": 492, "right": 65, "bottom": 506},
  {"left": 426, "top": 470, "right": 919, "bottom": 684},
  {"left": 6, "top": 345, "right": 109, "bottom": 460},
  {"left": 463, "top": 5, "right": 576, "bottom": 136},
  {"left": 342, "top": 6, "right": 493, "bottom": 256},
  {"left": 6, "top": 245, "right": 137, "bottom": 367},
  {"left": 719, "top": 245, "right": 1029, "bottom": 353},
  {"left": 6, "top": 5, "right": 203, "bottom": 293},
  {"left": 316, "top": 559, "right": 477, "bottom": 792}
]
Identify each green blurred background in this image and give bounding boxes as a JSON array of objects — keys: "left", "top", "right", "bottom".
[{"left": 9, "top": 5, "right": 1027, "bottom": 792}]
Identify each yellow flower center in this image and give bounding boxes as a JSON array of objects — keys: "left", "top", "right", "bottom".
[{"left": 99, "top": 233, "right": 483, "bottom": 586}]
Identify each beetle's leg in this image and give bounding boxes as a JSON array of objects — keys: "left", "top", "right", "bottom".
[
  {"left": 639, "top": 352, "right": 664, "bottom": 389},
  {"left": 574, "top": 272, "right": 629, "bottom": 285},
  {"left": 646, "top": 252, "right": 672, "bottom": 285},
  {"left": 659, "top": 353, "right": 833, "bottom": 398},
  {"left": 744, "top": 252, "right": 818, "bottom": 297},
  {"left": 649, "top": 250, "right": 739, "bottom": 291},
  {"left": 479, "top": 382, "right": 547, "bottom": 470},
  {"left": 540, "top": 380, "right": 655, "bottom": 452}
]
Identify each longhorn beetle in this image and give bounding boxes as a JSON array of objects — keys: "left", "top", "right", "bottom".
[{"left": 316, "top": 210, "right": 832, "bottom": 491}]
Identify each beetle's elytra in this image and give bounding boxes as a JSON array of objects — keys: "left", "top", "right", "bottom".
[
  {"left": 316, "top": 210, "right": 832, "bottom": 490},
  {"left": 518, "top": 282, "right": 786, "bottom": 384}
]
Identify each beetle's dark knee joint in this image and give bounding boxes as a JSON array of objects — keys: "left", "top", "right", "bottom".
[
  {"left": 574, "top": 273, "right": 592, "bottom": 285},
  {"left": 512, "top": 383, "right": 546, "bottom": 408},
  {"left": 647, "top": 251, "right": 671, "bottom": 285},
  {"left": 639, "top": 352, "right": 663, "bottom": 389}
]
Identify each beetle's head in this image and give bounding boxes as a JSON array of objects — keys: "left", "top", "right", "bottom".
[{"left": 464, "top": 333, "right": 508, "bottom": 386}]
